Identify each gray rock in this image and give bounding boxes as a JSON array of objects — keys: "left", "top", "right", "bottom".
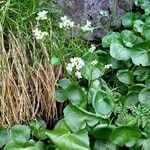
[{"left": 56, "top": 0, "right": 133, "bottom": 40}]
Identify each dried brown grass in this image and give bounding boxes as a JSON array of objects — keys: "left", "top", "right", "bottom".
[{"left": 0, "top": 25, "right": 59, "bottom": 127}]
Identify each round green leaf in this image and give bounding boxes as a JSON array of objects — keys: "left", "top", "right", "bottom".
[
  {"left": 133, "top": 20, "right": 144, "bottom": 33},
  {"left": 138, "top": 88, "right": 150, "bottom": 104},
  {"left": 102, "top": 32, "right": 120, "bottom": 48},
  {"left": 64, "top": 84, "right": 87, "bottom": 107},
  {"left": 110, "top": 41, "right": 130, "bottom": 61},
  {"left": 92, "top": 91, "right": 113, "bottom": 118},
  {"left": 10, "top": 125, "right": 31, "bottom": 142},
  {"left": 117, "top": 70, "right": 133, "bottom": 85},
  {"left": 64, "top": 105, "right": 100, "bottom": 132}
]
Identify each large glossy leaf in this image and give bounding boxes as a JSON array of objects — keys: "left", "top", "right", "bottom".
[
  {"left": 122, "top": 12, "right": 139, "bottom": 27},
  {"left": 64, "top": 84, "right": 87, "bottom": 107},
  {"left": 9, "top": 125, "right": 31, "bottom": 142},
  {"left": 138, "top": 88, "right": 150, "bottom": 104},
  {"left": 82, "top": 65, "right": 104, "bottom": 81},
  {"left": 94, "top": 140, "right": 117, "bottom": 150},
  {"left": 117, "top": 70, "right": 133, "bottom": 85},
  {"left": 92, "top": 91, "right": 113, "bottom": 118},
  {"left": 102, "top": 32, "right": 120, "bottom": 48},
  {"left": 3, "top": 140, "right": 45, "bottom": 150},
  {"left": 121, "top": 30, "right": 138, "bottom": 48},
  {"left": 93, "top": 124, "right": 116, "bottom": 141},
  {"left": 110, "top": 126, "right": 141, "bottom": 146},
  {"left": 135, "top": 139, "right": 150, "bottom": 150},
  {"left": 110, "top": 40, "right": 130, "bottom": 61},
  {"left": 133, "top": 67, "right": 149, "bottom": 81},
  {"left": 133, "top": 20, "right": 144, "bottom": 33},
  {"left": 46, "top": 120, "right": 89, "bottom": 150},
  {"left": 64, "top": 105, "right": 100, "bottom": 132},
  {"left": 131, "top": 41, "right": 150, "bottom": 66},
  {"left": 131, "top": 50, "right": 150, "bottom": 66},
  {"left": 125, "top": 84, "right": 145, "bottom": 106},
  {"left": 0, "top": 127, "right": 9, "bottom": 148}
]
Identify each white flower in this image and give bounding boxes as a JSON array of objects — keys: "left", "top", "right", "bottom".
[
  {"left": 89, "top": 44, "right": 96, "bottom": 53},
  {"left": 59, "top": 15, "right": 75, "bottom": 28},
  {"left": 75, "top": 71, "right": 82, "bottom": 79},
  {"left": 61, "top": 15, "right": 68, "bottom": 21},
  {"left": 33, "top": 28, "right": 48, "bottom": 40},
  {"left": 66, "top": 57, "right": 85, "bottom": 73},
  {"left": 66, "top": 63, "right": 74, "bottom": 72},
  {"left": 91, "top": 60, "right": 98, "bottom": 66},
  {"left": 105, "top": 64, "right": 113, "bottom": 69},
  {"left": 81, "top": 20, "right": 93, "bottom": 32},
  {"left": 36, "top": 10, "right": 48, "bottom": 20},
  {"left": 100, "top": 10, "right": 109, "bottom": 17}
]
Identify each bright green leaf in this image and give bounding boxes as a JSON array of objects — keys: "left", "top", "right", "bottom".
[
  {"left": 110, "top": 40, "right": 130, "bottom": 61},
  {"left": 46, "top": 120, "right": 89, "bottom": 150},
  {"left": 138, "top": 88, "right": 150, "bottom": 104},
  {"left": 64, "top": 105, "right": 100, "bottom": 132},
  {"left": 117, "top": 70, "right": 133, "bottom": 85},
  {"left": 110, "top": 126, "right": 141, "bottom": 146}
]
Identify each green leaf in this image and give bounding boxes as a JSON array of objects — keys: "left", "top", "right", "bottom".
[
  {"left": 3, "top": 140, "right": 45, "bottom": 150},
  {"left": 9, "top": 125, "right": 31, "bottom": 142},
  {"left": 55, "top": 90, "right": 66, "bottom": 102},
  {"left": 82, "top": 65, "right": 104, "bottom": 81},
  {"left": 94, "top": 140, "right": 117, "bottom": 150},
  {"left": 102, "top": 32, "right": 120, "bottom": 48},
  {"left": 58, "top": 78, "right": 71, "bottom": 90},
  {"left": 135, "top": 139, "right": 150, "bottom": 150},
  {"left": 131, "top": 50, "right": 150, "bottom": 66},
  {"left": 93, "top": 124, "right": 116, "bottom": 141},
  {"left": 51, "top": 56, "right": 61, "bottom": 65},
  {"left": 133, "top": 20, "right": 144, "bottom": 33},
  {"left": 131, "top": 41, "right": 150, "bottom": 66},
  {"left": 121, "top": 30, "right": 138, "bottom": 48},
  {"left": 115, "top": 114, "right": 137, "bottom": 126},
  {"left": 143, "top": 16, "right": 150, "bottom": 40},
  {"left": 46, "top": 120, "right": 89, "bottom": 150},
  {"left": 133, "top": 67, "right": 149, "bottom": 81},
  {"left": 110, "top": 40, "right": 130, "bottom": 61},
  {"left": 138, "top": 88, "right": 150, "bottom": 104},
  {"left": 29, "top": 120, "right": 47, "bottom": 140},
  {"left": 92, "top": 91, "right": 113, "bottom": 118},
  {"left": 64, "top": 84, "right": 87, "bottom": 107},
  {"left": 122, "top": 12, "right": 139, "bottom": 27},
  {"left": 64, "top": 105, "right": 100, "bottom": 132},
  {"left": 117, "top": 70, "right": 133, "bottom": 85},
  {"left": 110, "top": 126, "right": 141, "bottom": 146},
  {"left": 0, "top": 127, "right": 9, "bottom": 148}
]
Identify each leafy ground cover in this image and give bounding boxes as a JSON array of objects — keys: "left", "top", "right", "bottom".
[{"left": 1, "top": 0, "right": 150, "bottom": 150}]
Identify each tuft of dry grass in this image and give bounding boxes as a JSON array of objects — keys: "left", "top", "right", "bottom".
[{"left": 0, "top": 24, "right": 58, "bottom": 127}]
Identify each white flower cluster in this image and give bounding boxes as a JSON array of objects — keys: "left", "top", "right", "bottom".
[
  {"left": 66, "top": 57, "right": 85, "bottom": 79},
  {"left": 33, "top": 10, "right": 49, "bottom": 40},
  {"left": 81, "top": 20, "right": 93, "bottom": 32},
  {"left": 89, "top": 44, "right": 96, "bottom": 53},
  {"left": 36, "top": 10, "right": 48, "bottom": 20},
  {"left": 105, "top": 64, "right": 113, "bottom": 69},
  {"left": 33, "top": 28, "right": 48, "bottom": 40},
  {"left": 59, "top": 16, "right": 75, "bottom": 28}
]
